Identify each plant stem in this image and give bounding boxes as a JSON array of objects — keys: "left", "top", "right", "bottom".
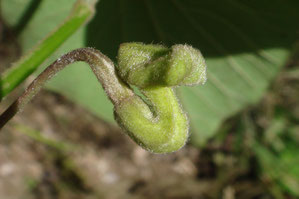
[
  {"left": 0, "top": 48, "right": 133, "bottom": 129},
  {"left": 0, "top": 0, "right": 98, "bottom": 100}
]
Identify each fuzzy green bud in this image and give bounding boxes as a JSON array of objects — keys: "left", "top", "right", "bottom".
[
  {"left": 117, "top": 42, "right": 206, "bottom": 88},
  {"left": 114, "top": 43, "right": 207, "bottom": 153},
  {"left": 114, "top": 87, "right": 189, "bottom": 153}
]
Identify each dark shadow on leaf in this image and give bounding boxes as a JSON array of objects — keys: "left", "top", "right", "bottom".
[{"left": 87, "top": 0, "right": 299, "bottom": 60}]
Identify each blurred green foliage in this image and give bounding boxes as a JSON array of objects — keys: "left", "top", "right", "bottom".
[{"left": 0, "top": 0, "right": 95, "bottom": 99}]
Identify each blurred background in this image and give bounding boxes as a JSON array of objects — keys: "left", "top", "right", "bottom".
[{"left": 0, "top": 0, "right": 298, "bottom": 198}]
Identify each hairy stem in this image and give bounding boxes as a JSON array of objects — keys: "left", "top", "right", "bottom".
[{"left": 0, "top": 48, "right": 133, "bottom": 129}]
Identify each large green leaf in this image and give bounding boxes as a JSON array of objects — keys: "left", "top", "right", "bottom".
[{"left": 2, "top": 0, "right": 299, "bottom": 145}]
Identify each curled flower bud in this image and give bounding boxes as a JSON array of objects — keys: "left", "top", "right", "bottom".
[{"left": 114, "top": 43, "right": 207, "bottom": 153}]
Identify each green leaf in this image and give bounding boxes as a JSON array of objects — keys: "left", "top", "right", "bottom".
[{"left": 2, "top": 0, "right": 299, "bottom": 144}]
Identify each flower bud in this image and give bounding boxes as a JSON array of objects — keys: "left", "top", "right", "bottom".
[
  {"left": 114, "top": 43, "right": 207, "bottom": 153},
  {"left": 114, "top": 87, "right": 189, "bottom": 153},
  {"left": 117, "top": 42, "right": 206, "bottom": 88}
]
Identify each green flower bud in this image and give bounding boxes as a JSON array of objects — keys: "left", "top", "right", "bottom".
[
  {"left": 114, "top": 43, "right": 207, "bottom": 153},
  {"left": 114, "top": 87, "right": 189, "bottom": 153},
  {"left": 117, "top": 42, "right": 206, "bottom": 88}
]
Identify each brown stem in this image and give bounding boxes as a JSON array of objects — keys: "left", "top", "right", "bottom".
[{"left": 0, "top": 47, "right": 134, "bottom": 129}]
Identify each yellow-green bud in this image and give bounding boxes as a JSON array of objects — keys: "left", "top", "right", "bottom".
[
  {"left": 117, "top": 42, "right": 206, "bottom": 88},
  {"left": 114, "top": 43, "right": 207, "bottom": 153}
]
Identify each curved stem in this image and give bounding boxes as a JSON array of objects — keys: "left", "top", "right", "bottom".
[{"left": 0, "top": 47, "right": 134, "bottom": 129}]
